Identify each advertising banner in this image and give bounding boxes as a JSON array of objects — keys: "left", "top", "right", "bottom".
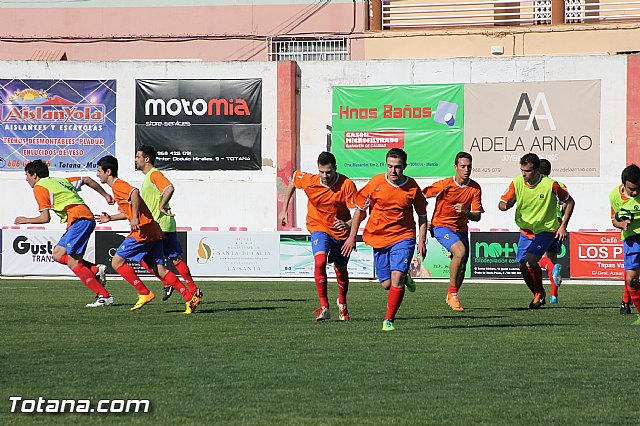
[
  {"left": 135, "top": 79, "right": 262, "bottom": 171},
  {"left": 0, "top": 79, "right": 116, "bottom": 172},
  {"left": 470, "top": 232, "right": 570, "bottom": 278},
  {"left": 94, "top": 231, "right": 187, "bottom": 277},
  {"left": 332, "top": 84, "right": 464, "bottom": 178},
  {"left": 1, "top": 229, "right": 94, "bottom": 276},
  {"left": 279, "top": 234, "right": 374, "bottom": 278},
  {"left": 464, "top": 80, "right": 601, "bottom": 178},
  {"left": 412, "top": 238, "right": 471, "bottom": 279},
  {"left": 187, "top": 231, "right": 280, "bottom": 277},
  {"left": 569, "top": 231, "right": 623, "bottom": 279}
]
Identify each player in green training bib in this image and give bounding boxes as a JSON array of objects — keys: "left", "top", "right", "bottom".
[
  {"left": 609, "top": 164, "right": 640, "bottom": 321},
  {"left": 499, "top": 153, "right": 575, "bottom": 309},
  {"left": 135, "top": 145, "right": 203, "bottom": 303}
]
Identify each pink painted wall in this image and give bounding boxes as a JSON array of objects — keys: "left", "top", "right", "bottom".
[{"left": 0, "top": 4, "right": 366, "bottom": 61}]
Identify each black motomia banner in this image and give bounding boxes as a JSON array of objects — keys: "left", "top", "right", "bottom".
[{"left": 135, "top": 79, "right": 262, "bottom": 170}]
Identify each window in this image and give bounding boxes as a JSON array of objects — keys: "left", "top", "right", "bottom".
[{"left": 267, "top": 37, "right": 349, "bottom": 61}]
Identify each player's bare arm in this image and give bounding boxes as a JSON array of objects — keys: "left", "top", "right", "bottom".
[
  {"left": 498, "top": 198, "right": 515, "bottom": 211},
  {"left": 95, "top": 212, "right": 126, "bottom": 223},
  {"left": 129, "top": 189, "right": 142, "bottom": 231},
  {"left": 555, "top": 195, "right": 575, "bottom": 242},
  {"left": 341, "top": 208, "right": 364, "bottom": 257},
  {"left": 454, "top": 203, "right": 482, "bottom": 221},
  {"left": 14, "top": 209, "right": 51, "bottom": 225},
  {"left": 159, "top": 185, "right": 175, "bottom": 216},
  {"left": 278, "top": 179, "right": 296, "bottom": 227},
  {"left": 417, "top": 215, "right": 428, "bottom": 260},
  {"left": 81, "top": 176, "right": 115, "bottom": 205}
]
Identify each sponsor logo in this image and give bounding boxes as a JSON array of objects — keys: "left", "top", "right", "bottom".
[
  {"left": 197, "top": 238, "right": 215, "bottom": 263},
  {"left": 144, "top": 98, "right": 250, "bottom": 117},
  {"left": 1, "top": 89, "right": 104, "bottom": 124}
]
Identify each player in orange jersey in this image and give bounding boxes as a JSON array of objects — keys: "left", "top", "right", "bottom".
[
  {"left": 423, "top": 152, "right": 483, "bottom": 312},
  {"left": 342, "top": 148, "right": 428, "bottom": 331},
  {"left": 14, "top": 159, "right": 114, "bottom": 307},
  {"left": 279, "top": 152, "right": 360, "bottom": 321},
  {"left": 95, "top": 155, "right": 200, "bottom": 314}
]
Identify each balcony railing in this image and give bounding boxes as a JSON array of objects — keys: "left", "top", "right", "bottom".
[{"left": 380, "top": 0, "right": 640, "bottom": 29}]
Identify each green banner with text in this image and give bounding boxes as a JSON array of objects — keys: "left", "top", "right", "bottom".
[{"left": 331, "top": 84, "right": 464, "bottom": 178}]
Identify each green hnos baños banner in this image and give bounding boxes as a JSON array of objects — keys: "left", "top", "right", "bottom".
[{"left": 332, "top": 84, "right": 464, "bottom": 178}]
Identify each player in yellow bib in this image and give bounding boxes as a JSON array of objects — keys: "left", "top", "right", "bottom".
[
  {"left": 135, "top": 145, "right": 202, "bottom": 303},
  {"left": 499, "top": 153, "right": 575, "bottom": 309},
  {"left": 609, "top": 164, "right": 640, "bottom": 320},
  {"left": 14, "top": 159, "right": 114, "bottom": 307}
]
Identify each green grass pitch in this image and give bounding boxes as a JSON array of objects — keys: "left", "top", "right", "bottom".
[{"left": 1, "top": 278, "right": 640, "bottom": 425}]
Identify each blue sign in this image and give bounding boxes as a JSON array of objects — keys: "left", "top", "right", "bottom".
[{"left": 0, "top": 79, "right": 116, "bottom": 171}]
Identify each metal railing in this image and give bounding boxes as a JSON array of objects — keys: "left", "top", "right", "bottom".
[
  {"left": 383, "top": 0, "right": 552, "bottom": 29},
  {"left": 267, "top": 37, "right": 349, "bottom": 61},
  {"left": 565, "top": 0, "right": 640, "bottom": 23}
]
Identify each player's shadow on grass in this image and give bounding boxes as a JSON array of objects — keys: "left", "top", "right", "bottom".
[
  {"left": 431, "top": 323, "right": 571, "bottom": 329},
  {"left": 168, "top": 306, "right": 286, "bottom": 314},
  {"left": 218, "top": 298, "right": 308, "bottom": 304}
]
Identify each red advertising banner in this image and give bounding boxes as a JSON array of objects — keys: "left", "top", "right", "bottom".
[{"left": 569, "top": 231, "right": 623, "bottom": 279}]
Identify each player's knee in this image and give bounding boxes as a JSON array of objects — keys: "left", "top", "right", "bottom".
[{"left": 628, "top": 277, "right": 640, "bottom": 289}]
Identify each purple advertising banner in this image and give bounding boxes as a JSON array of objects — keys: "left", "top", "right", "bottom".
[{"left": 0, "top": 79, "right": 116, "bottom": 171}]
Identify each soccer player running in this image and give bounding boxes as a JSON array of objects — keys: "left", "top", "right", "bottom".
[
  {"left": 14, "top": 159, "right": 113, "bottom": 307},
  {"left": 499, "top": 153, "right": 574, "bottom": 309},
  {"left": 134, "top": 145, "right": 202, "bottom": 303},
  {"left": 342, "top": 148, "right": 428, "bottom": 331},
  {"left": 609, "top": 164, "right": 640, "bottom": 319},
  {"left": 278, "top": 152, "right": 359, "bottom": 321},
  {"left": 423, "top": 151, "right": 483, "bottom": 312},
  {"left": 95, "top": 155, "right": 201, "bottom": 314},
  {"left": 538, "top": 159, "right": 566, "bottom": 304}
]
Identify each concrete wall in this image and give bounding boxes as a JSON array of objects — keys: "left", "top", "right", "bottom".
[
  {"left": 0, "top": 60, "right": 279, "bottom": 233},
  {"left": 0, "top": 1, "right": 366, "bottom": 61},
  {"left": 295, "top": 56, "right": 627, "bottom": 233},
  {"left": 0, "top": 55, "right": 628, "bottom": 234}
]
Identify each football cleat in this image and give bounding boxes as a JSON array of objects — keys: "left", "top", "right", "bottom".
[
  {"left": 86, "top": 295, "right": 114, "bottom": 308},
  {"left": 620, "top": 301, "right": 632, "bottom": 315},
  {"left": 552, "top": 264, "right": 563, "bottom": 287},
  {"left": 405, "top": 273, "right": 416, "bottom": 293},
  {"left": 184, "top": 296, "right": 199, "bottom": 314},
  {"left": 550, "top": 295, "right": 558, "bottom": 304},
  {"left": 96, "top": 264, "right": 108, "bottom": 288},
  {"left": 314, "top": 306, "right": 331, "bottom": 321},
  {"left": 162, "top": 286, "right": 174, "bottom": 302},
  {"left": 193, "top": 288, "right": 204, "bottom": 299},
  {"left": 189, "top": 292, "right": 202, "bottom": 310},
  {"left": 529, "top": 292, "right": 546, "bottom": 309},
  {"left": 130, "top": 291, "right": 155, "bottom": 311},
  {"left": 382, "top": 319, "right": 395, "bottom": 331},
  {"left": 446, "top": 292, "right": 464, "bottom": 311},
  {"left": 337, "top": 298, "right": 350, "bottom": 321}
]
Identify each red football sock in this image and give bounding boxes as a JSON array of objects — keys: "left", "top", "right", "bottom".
[
  {"left": 448, "top": 284, "right": 458, "bottom": 294},
  {"left": 623, "top": 283, "right": 631, "bottom": 304},
  {"left": 72, "top": 264, "right": 109, "bottom": 297},
  {"left": 539, "top": 257, "right": 554, "bottom": 271},
  {"left": 314, "top": 253, "right": 329, "bottom": 308},
  {"left": 116, "top": 264, "right": 150, "bottom": 295},
  {"left": 139, "top": 259, "right": 156, "bottom": 276},
  {"left": 385, "top": 285, "right": 405, "bottom": 321},
  {"left": 174, "top": 260, "right": 198, "bottom": 293},
  {"left": 529, "top": 265, "right": 544, "bottom": 294},
  {"left": 57, "top": 254, "right": 68, "bottom": 265},
  {"left": 163, "top": 270, "right": 192, "bottom": 301},
  {"left": 627, "top": 286, "right": 640, "bottom": 312},
  {"left": 520, "top": 265, "right": 537, "bottom": 294},
  {"left": 82, "top": 260, "right": 99, "bottom": 275},
  {"left": 335, "top": 267, "right": 349, "bottom": 305}
]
